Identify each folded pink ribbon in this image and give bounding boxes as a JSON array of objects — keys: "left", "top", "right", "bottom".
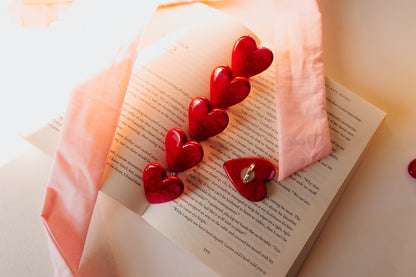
[
  {"left": 274, "top": 0, "right": 331, "bottom": 180},
  {"left": 41, "top": 0, "right": 330, "bottom": 275},
  {"left": 41, "top": 40, "right": 140, "bottom": 276}
]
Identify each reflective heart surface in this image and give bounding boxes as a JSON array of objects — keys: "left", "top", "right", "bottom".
[
  {"left": 231, "top": 36, "right": 273, "bottom": 78},
  {"left": 189, "top": 97, "right": 229, "bottom": 141},
  {"left": 210, "top": 65, "right": 251, "bottom": 109},
  {"left": 165, "top": 128, "right": 203, "bottom": 172},
  {"left": 143, "top": 163, "right": 184, "bottom": 204},
  {"left": 223, "top": 157, "right": 276, "bottom": 202}
]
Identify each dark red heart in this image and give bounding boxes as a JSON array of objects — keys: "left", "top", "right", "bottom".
[
  {"left": 408, "top": 159, "right": 416, "bottom": 179},
  {"left": 210, "top": 65, "right": 251, "bottom": 109},
  {"left": 189, "top": 96, "right": 229, "bottom": 141},
  {"left": 143, "top": 163, "right": 184, "bottom": 204},
  {"left": 231, "top": 35, "right": 274, "bottom": 78},
  {"left": 223, "top": 157, "right": 276, "bottom": 202},
  {"left": 165, "top": 128, "right": 203, "bottom": 172}
]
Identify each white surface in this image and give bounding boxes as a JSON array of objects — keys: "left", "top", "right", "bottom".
[
  {"left": 0, "top": 148, "right": 53, "bottom": 276},
  {"left": 299, "top": 0, "right": 416, "bottom": 275},
  {"left": 1, "top": 0, "right": 416, "bottom": 276}
]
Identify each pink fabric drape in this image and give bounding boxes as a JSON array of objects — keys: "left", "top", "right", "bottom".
[
  {"left": 41, "top": 38, "right": 140, "bottom": 276},
  {"left": 274, "top": 0, "right": 331, "bottom": 180}
]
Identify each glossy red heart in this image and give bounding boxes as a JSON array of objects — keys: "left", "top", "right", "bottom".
[
  {"left": 165, "top": 128, "right": 203, "bottom": 172},
  {"left": 408, "top": 159, "right": 416, "bottom": 179},
  {"left": 231, "top": 35, "right": 273, "bottom": 78},
  {"left": 143, "top": 163, "right": 184, "bottom": 204},
  {"left": 189, "top": 96, "right": 229, "bottom": 141},
  {"left": 210, "top": 65, "right": 251, "bottom": 109},
  {"left": 223, "top": 157, "right": 276, "bottom": 202}
]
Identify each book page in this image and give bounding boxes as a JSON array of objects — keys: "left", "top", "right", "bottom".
[
  {"left": 142, "top": 67, "right": 385, "bottom": 277},
  {"left": 22, "top": 114, "right": 63, "bottom": 157},
  {"left": 99, "top": 5, "right": 257, "bottom": 214},
  {"left": 19, "top": 4, "right": 216, "bottom": 159}
]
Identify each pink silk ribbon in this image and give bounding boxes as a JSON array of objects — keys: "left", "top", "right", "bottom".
[
  {"left": 41, "top": 0, "right": 330, "bottom": 275},
  {"left": 274, "top": 0, "right": 331, "bottom": 180},
  {"left": 41, "top": 35, "right": 141, "bottom": 277}
]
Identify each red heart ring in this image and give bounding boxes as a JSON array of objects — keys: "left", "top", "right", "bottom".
[
  {"left": 143, "top": 163, "right": 184, "bottom": 204},
  {"left": 189, "top": 96, "right": 229, "bottom": 141},
  {"left": 165, "top": 128, "right": 203, "bottom": 172},
  {"left": 210, "top": 65, "right": 251, "bottom": 109},
  {"left": 223, "top": 157, "right": 276, "bottom": 202},
  {"left": 231, "top": 35, "right": 274, "bottom": 78}
]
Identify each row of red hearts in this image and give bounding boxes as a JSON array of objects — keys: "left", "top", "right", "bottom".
[{"left": 143, "top": 35, "right": 274, "bottom": 204}]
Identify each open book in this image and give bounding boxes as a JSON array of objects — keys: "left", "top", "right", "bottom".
[{"left": 24, "top": 3, "right": 386, "bottom": 277}]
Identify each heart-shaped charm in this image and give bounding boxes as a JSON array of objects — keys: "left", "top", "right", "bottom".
[
  {"left": 210, "top": 65, "right": 251, "bottom": 109},
  {"left": 223, "top": 157, "right": 276, "bottom": 202},
  {"left": 408, "top": 159, "right": 416, "bottom": 179},
  {"left": 231, "top": 36, "right": 273, "bottom": 78},
  {"left": 189, "top": 96, "right": 229, "bottom": 141},
  {"left": 165, "top": 128, "right": 203, "bottom": 172},
  {"left": 143, "top": 163, "right": 184, "bottom": 204}
]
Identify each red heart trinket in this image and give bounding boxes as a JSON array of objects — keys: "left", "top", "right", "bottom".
[
  {"left": 189, "top": 96, "right": 229, "bottom": 141},
  {"left": 165, "top": 128, "right": 203, "bottom": 172},
  {"left": 210, "top": 65, "right": 251, "bottom": 109},
  {"left": 223, "top": 157, "right": 276, "bottom": 202},
  {"left": 143, "top": 163, "right": 184, "bottom": 204},
  {"left": 231, "top": 35, "right": 273, "bottom": 78},
  {"left": 408, "top": 159, "right": 416, "bottom": 179}
]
